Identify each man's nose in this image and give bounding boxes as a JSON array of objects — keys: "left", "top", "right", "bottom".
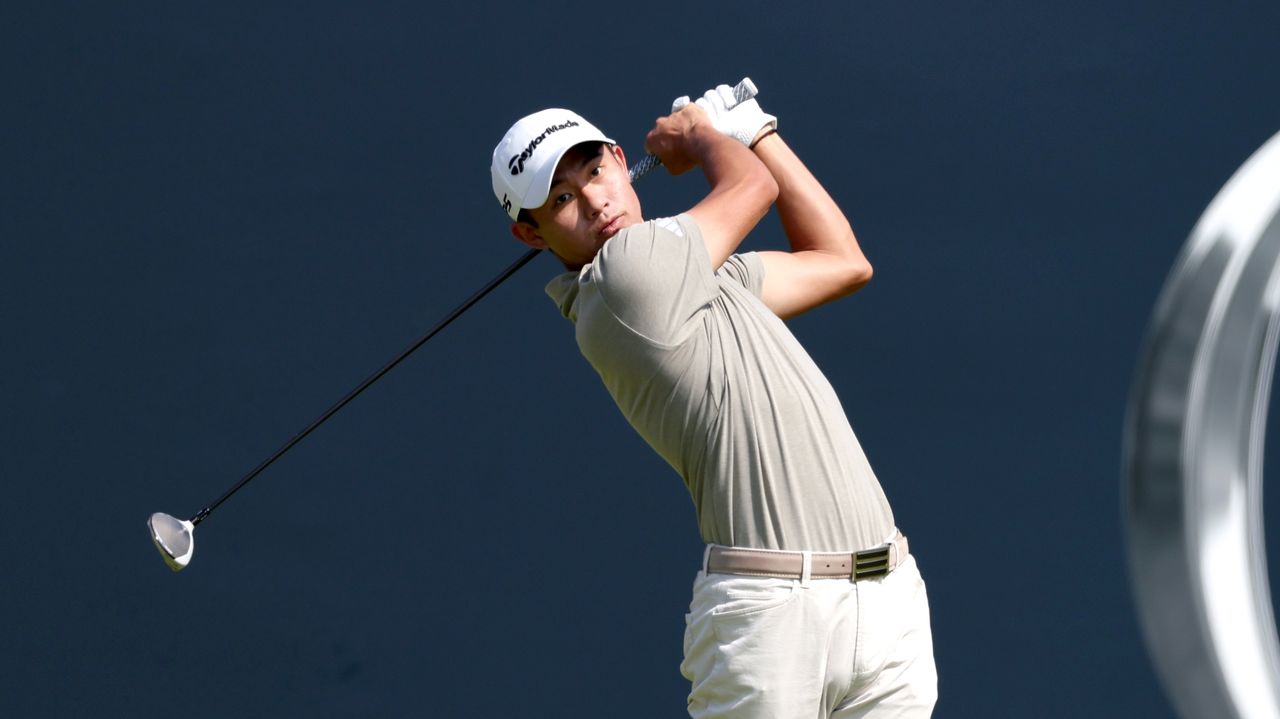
[{"left": 581, "top": 184, "right": 609, "bottom": 217}]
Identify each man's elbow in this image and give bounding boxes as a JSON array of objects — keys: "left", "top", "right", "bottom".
[
  {"left": 839, "top": 257, "right": 873, "bottom": 296},
  {"left": 853, "top": 258, "right": 873, "bottom": 286}
]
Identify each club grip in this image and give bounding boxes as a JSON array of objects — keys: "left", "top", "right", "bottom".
[{"left": 732, "top": 77, "right": 758, "bottom": 105}]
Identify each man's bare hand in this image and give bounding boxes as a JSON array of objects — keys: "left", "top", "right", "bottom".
[{"left": 643, "top": 104, "right": 714, "bottom": 176}]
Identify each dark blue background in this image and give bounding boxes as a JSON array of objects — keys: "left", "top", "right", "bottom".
[{"left": 5, "top": 2, "right": 1279, "bottom": 716}]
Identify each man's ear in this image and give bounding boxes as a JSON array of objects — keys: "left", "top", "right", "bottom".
[
  {"left": 510, "top": 221, "right": 547, "bottom": 250},
  {"left": 611, "top": 144, "right": 628, "bottom": 175}
]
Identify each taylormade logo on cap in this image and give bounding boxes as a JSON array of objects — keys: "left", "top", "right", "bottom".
[
  {"left": 491, "top": 108, "right": 614, "bottom": 220},
  {"left": 507, "top": 120, "right": 580, "bottom": 176}
]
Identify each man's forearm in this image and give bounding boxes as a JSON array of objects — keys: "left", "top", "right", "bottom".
[
  {"left": 694, "top": 128, "right": 778, "bottom": 267},
  {"left": 750, "top": 132, "right": 873, "bottom": 319},
  {"left": 697, "top": 126, "right": 776, "bottom": 209},
  {"left": 645, "top": 109, "right": 778, "bottom": 268},
  {"left": 752, "top": 132, "right": 867, "bottom": 264}
]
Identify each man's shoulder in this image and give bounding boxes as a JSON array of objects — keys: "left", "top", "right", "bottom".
[
  {"left": 541, "top": 217, "right": 703, "bottom": 325},
  {"left": 608, "top": 214, "right": 700, "bottom": 251},
  {"left": 598, "top": 214, "right": 702, "bottom": 269},
  {"left": 650, "top": 215, "right": 687, "bottom": 238}
]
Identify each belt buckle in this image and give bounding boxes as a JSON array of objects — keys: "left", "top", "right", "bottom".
[{"left": 853, "top": 543, "right": 891, "bottom": 580}]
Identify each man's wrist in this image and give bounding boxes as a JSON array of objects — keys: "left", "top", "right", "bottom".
[
  {"left": 689, "top": 121, "right": 733, "bottom": 157},
  {"left": 750, "top": 127, "right": 778, "bottom": 149}
]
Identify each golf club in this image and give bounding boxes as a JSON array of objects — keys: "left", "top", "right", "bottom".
[{"left": 149, "top": 77, "right": 760, "bottom": 571}]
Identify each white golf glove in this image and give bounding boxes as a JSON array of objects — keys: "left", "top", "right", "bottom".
[{"left": 672, "top": 83, "right": 777, "bottom": 148}]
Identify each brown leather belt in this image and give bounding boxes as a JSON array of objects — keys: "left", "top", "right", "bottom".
[{"left": 706, "top": 532, "right": 909, "bottom": 581}]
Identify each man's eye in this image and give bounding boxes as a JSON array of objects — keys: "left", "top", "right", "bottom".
[
  {"left": 553, "top": 192, "right": 571, "bottom": 206},
  {"left": 590, "top": 165, "right": 603, "bottom": 177}
]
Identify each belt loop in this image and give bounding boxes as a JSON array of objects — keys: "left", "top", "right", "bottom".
[
  {"left": 885, "top": 529, "right": 900, "bottom": 572},
  {"left": 800, "top": 551, "right": 813, "bottom": 586},
  {"left": 702, "top": 544, "right": 714, "bottom": 574}
]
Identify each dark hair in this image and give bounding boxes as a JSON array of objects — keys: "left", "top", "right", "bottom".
[{"left": 513, "top": 141, "right": 613, "bottom": 228}]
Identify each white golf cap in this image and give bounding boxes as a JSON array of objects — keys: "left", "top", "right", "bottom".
[{"left": 491, "top": 108, "right": 614, "bottom": 220}]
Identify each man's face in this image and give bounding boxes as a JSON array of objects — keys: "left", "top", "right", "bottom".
[{"left": 510, "top": 143, "right": 643, "bottom": 269}]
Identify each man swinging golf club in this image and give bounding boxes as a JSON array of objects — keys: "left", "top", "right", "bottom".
[{"left": 491, "top": 81, "right": 937, "bottom": 717}]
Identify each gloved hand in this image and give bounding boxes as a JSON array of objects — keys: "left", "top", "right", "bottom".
[{"left": 672, "top": 83, "right": 777, "bottom": 148}]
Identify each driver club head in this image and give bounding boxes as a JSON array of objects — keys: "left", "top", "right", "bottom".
[{"left": 148, "top": 512, "right": 195, "bottom": 571}]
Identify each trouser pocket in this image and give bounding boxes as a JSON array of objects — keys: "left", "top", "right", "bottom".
[{"left": 683, "top": 574, "right": 809, "bottom": 717}]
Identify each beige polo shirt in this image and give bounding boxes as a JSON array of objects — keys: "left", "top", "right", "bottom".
[{"left": 545, "top": 214, "right": 894, "bottom": 552}]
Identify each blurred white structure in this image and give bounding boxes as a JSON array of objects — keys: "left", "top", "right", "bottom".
[{"left": 1125, "top": 129, "right": 1280, "bottom": 719}]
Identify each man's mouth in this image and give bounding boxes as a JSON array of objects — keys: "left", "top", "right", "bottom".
[{"left": 597, "top": 214, "right": 625, "bottom": 239}]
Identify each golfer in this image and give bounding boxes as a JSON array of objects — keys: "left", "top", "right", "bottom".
[{"left": 491, "top": 84, "right": 937, "bottom": 718}]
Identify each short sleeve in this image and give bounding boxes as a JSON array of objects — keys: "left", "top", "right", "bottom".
[
  {"left": 586, "top": 214, "right": 718, "bottom": 346},
  {"left": 716, "top": 252, "right": 765, "bottom": 298}
]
